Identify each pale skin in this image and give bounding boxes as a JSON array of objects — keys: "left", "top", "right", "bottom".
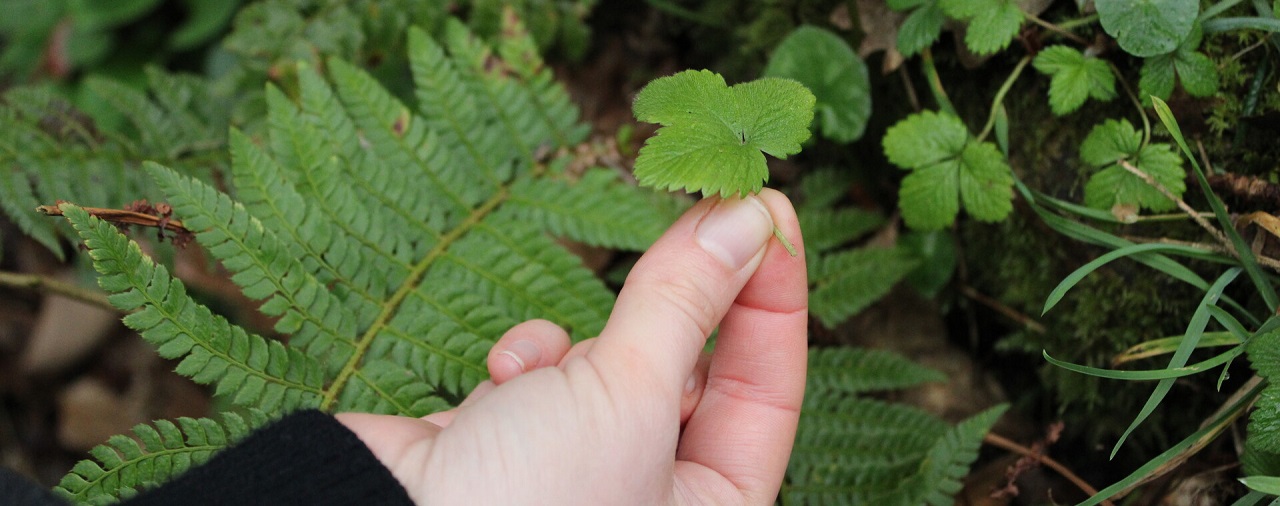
[{"left": 337, "top": 188, "right": 808, "bottom": 505}]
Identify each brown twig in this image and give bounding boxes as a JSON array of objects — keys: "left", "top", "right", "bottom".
[
  {"left": 960, "top": 285, "right": 1047, "bottom": 334},
  {"left": 1117, "top": 160, "right": 1231, "bottom": 248},
  {"left": 36, "top": 200, "right": 194, "bottom": 247},
  {"left": 0, "top": 270, "right": 114, "bottom": 310},
  {"left": 984, "top": 432, "right": 1113, "bottom": 506}
]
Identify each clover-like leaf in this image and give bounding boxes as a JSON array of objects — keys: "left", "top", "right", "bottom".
[
  {"left": 1080, "top": 119, "right": 1186, "bottom": 212},
  {"left": 1139, "top": 26, "right": 1219, "bottom": 102},
  {"left": 764, "top": 26, "right": 871, "bottom": 143},
  {"left": 1033, "top": 45, "right": 1117, "bottom": 116},
  {"left": 632, "top": 69, "right": 816, "bottom": 198},
  {"left": 939, "top": 0, "right": 1024, "bottom": 55},
  {"left": 892, "top": 1, "right": 947, "bottom": 56},
  {"left": 1095, "top": 0, "right": 1197, "bottom": 57},
  {"left": 883, "top": 111, "right": 1013, "bottom": 230}
]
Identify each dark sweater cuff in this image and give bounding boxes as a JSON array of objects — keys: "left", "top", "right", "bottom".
[{"left": 124, "top": 409, "right": 414, "bottom": 506}]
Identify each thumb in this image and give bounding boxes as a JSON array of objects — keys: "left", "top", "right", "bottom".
[{"left": 589, "top": 191, "right": 777, "bottom": 397}]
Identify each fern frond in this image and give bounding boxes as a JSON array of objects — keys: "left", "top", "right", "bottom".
[
  {"left": 799, "top": 207, "right": 885, "bottom": 254},
  {"left": 62, "top": 203, "right": 325, "bottom": 411},
  {"left": 903, "top": 405, "right": 1007, "bottom": 506},
  {"left": 408, "top": 26, "right": 514, "bottom": 183},
  {"left": 53, "top": 411, "right": 267, "bottom": 504},
  {"left": 807, "top": 347, "right": 947, "bottom": 395},
  {"left": 810, "top": 246, "right": 920, "bottom": 328},
  {"left": 0, "top": 169, "right": 62, "bottom": 259},
  {"left": 797, "top": 167, "right": 856, "bottom": 210},
  {"left": 495, "top": 7, "right": 591, "bottom": 146},
  {"left": 787, "top": 395, "right": 947, "bottom": 504},
  {"left": 504, "top": 168, "right": 676, "bottom": 251},
  {"left": 338, "top": 360, "right": 453, "bottom": 416},
  {"left": 786, "top": 346, "right": 1007, "bottom": 505}
]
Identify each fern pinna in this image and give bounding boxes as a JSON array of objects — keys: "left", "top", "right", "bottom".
[{"left": 50, "top": 16, "right": 674, "bottom": 503}]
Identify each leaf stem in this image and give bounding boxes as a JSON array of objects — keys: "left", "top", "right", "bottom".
[
  {"left": 773, "top": 225, "right": 798, "bottom": 257},
  {"left": 0, "top": 270, "right": 114, "bottom": 310},
  {"left": 1109, "top": 61, "right": 1151, "bottom": 147},
  {"left": 1055, "top": 13, "right": 1100, "bottom": 31},
  {"left": 920, "top": 49, "right": 958, "bottom": 117},
  {"left": 977, "top": 56, "right": 1032, "bottom": 143},
  {"left": 1024, "top": 13, "right": 1091, "bottom": 45}
]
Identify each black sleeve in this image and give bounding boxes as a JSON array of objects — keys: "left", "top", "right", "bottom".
[
  {"left": 124, "top": 409, "right": 415, "bottom": 506},
  {"left": 0, "top": 410, "right": 415, "bottom": 506}
]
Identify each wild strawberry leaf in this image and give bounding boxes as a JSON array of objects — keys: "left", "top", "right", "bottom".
[
  {"left": 1139, "top": 26, "right": 1219, "bottom": 102},
  {"left": 763, "top": 26, "right": 871, "bottom": 143},
  {"left": 632, "top": 69, "right": 816, "bottom": 198},
  {"left": 882, "top": 111, "right": 1013, "bottom": 230},
  {"left": 1095, "top": 0, "right": 1197, "bottom": 57},
  {"left": 938, "top": 0, "right": 1023, "bottom": 55},
  {"left": 1032, "top": 45, "right": 1117, "bottom": 116},
  {"left": 1080, "top": 119, "right": 1186, "bottom": 212}
]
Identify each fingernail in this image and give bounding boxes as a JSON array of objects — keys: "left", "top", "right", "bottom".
[
  {"left": 500, "top": 340, "right": 541, "bottom": 373},
  {"left": 684, "top": 374, "right": 697, "bottom": 394},
  {"left": 695, "top": 196, "right": 773, "bottom": 270}
]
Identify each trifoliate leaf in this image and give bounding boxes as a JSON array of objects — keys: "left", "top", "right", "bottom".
[
  {"left": 895, "top": 2, "right": 946, "bottom": 56},
  {"left": 764, "top": 26, "right": 872, "bottom": 143},
  {"left": 939, "top": 0, "right": 1023, "bottom": 55},
  {"left": 1139, "top": 25, "right": 1219, "bottom": 101},
  {"left": 1032, "top": 45, "right": 1117, "bottom": 116},
  {"left": 883, "top": 111, "right": 1013, "bottom": 230},
  {"left": 1080, "top": 119, "right": 1185, "bottom": 212},
  {"left": 1095, "top": 0, "right": 1197, "bottom": 57},
  {"left": 632, "top": 69, "right": 816, "bottom": 198}
]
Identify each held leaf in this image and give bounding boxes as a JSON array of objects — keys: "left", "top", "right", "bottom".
[{"left": 632, "top": 69, "right": 816, "bottom": 198}]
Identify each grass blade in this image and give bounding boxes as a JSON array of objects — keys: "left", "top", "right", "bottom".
[
  {"left": 1043, "top": 243, "right": 1214, "bottom": 315},
  {"left": 1043, "top": 345, "right": 1243, "bottom": 381},
  {"left": 1152, "top": 97, "right": 1279, "bottom": 312}
]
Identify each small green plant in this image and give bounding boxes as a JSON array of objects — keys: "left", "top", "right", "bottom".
[{"left": 631, "top": 68, "right": 815, "bottom": 255}]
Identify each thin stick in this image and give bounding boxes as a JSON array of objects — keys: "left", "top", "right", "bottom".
[
  {"left": 983, "top": 432, "right": 1113, "bottom": 506},
  {"left": 36, "top": 204, "right": 188, "bottom": 234},
  {"left": 0, "top": 270, "right": 114, "bottom": 310},
  {"left": 960, "top": 285, "right": 1047, "bottom": 334},
  {"left": 1117, "top": 160, "right": 1230, "bottom": 248},
  {"left": 1024, "top": 12, "right": 1091, "bottom": 45}
]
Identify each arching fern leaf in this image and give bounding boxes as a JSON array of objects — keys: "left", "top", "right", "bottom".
[
  {"left": 54, "top": 411, "right": 269, "bottom": 505},
  {"left": 785, "top": 347, "right": 1006, "bottom": 505},
  {"left": 50, "top": 17, "right": 675, "bottom": 501}
]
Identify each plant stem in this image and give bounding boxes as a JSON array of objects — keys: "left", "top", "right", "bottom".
[
  {"left": 977, "top": 56, "right": 1032, "bottom": 143},
  {"left": 1109, "top": 62, "right": 1151, "bottom": 147},
  {"left": 1024, "top": 12, "right": 1090, "bottom": 45},
  {"left": 1056, "top": 13, "right": 1100, "bottom": 31},
  {"left": 1199, "top": 0, "right": 1249, "bottom": 22},
  {"left": 1203, "top": 16, "right": 1280, "bottom": 33},
  {"left": 0, "top": 270, "right": 114, "bottom": 310},
  {"left": 773, "top": 226, "right": 798, "bottom": 257},
  {"left": 920, "top": 49, "right": 958, "bottom": 117}
]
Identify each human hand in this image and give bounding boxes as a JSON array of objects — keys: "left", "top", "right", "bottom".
[{"left": 337, "top": 188, "right": 807, "bottom": 505}]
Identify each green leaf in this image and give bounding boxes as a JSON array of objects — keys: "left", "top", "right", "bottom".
[
  {"left": 763, "top": 26, "right": 871, "bottom": 143},
  {"left": 940, "top": 0, "right": 1023, "bottom": 55},
  {"left": 1032, "top": 45, "right": 1117, "bottom": 115},
  {"left": 809, "top": 246, "right": 920, "bottom": 328},
  {"left": 1095, "top": 0, "right": 1198, "bottom": 57},
  {"left": 1240, "top": 476, "right": 1280, "bottom": 496},
  {"left": 901, "top": 230, "right": 956, "bottom": 297},
  {"left": 896, "top": 3, "right": 947, "bottom": 56},
  {"left": 1079, "top": 119, "right": 1185, "bottom": 212},
  {"left": 1138, "top": 26, "right": 1219, "bottom": 101},
  {"left": 632, "top": 69, "right": 816, "bottom": 198},
  {"left": 1249, "top": 328, "right": 1280, "bottom": 453},
  {"left": 883, "top": 111, "right": 1013, "bottom": 230}
]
